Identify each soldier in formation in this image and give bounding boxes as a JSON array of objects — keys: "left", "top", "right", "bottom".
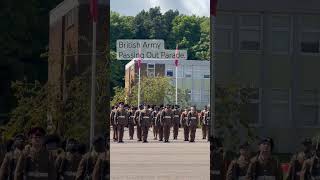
[
  {"left": 160, "top": 105, "right": 173, "bottom": 143},
  {"left": 180, "top": 108, "right": 189, "bottom": 141},
  {"left": 187, "top": 105, "right": 199, "bottom": 142},
  {"left": 114, "top": 102, "right": 128, "bottom": 143},
  {"left": 151, "top": 106, "right": 159, "bottom": 140},
  {"left": 156, "top": 105, "right": 164, "bottom": 142},
  {"left": 172, "top": 105, "right": 181, "bottom": 140},
  {"left": 127, "top": 106, "right": 136, "bottom": 140}
]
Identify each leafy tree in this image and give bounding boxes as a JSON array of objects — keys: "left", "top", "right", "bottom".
[
  {"left": 110, "top": 11, "right": 134, "bottom": 50},
  {"left": 111, "top": 77, "right": 190, "bottom": 107}
]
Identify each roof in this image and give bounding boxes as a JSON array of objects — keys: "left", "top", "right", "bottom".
[{"left": 125, "top": 58, "right": 210, "bottom": 70}]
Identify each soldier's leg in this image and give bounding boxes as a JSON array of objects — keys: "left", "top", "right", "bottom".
[
  {"left": 120, "top": 125, "right": 124, "bottom": 142},
  {"left": 117, "top": 125, "right": 121, "bottom": 142},
  {"left": 173, "top": 123, "right": 178, "bottom": 139},
  {"left": 129, "top": 124, "right": 133, "bottom": 139},
  {"left": 192, "top": 127, "right": 196, "bottom": 141},
  {"left": 137, "top": 125, "right": 142, "bottom": 141},
  {"left": 167, "top": 125, "right": 170, "bottom": 141},
  {"left": 113, "top": 125, "right": 118, "bottom": 140},
  {"left": 158, "top": 126, "right": 163, "bottom": 141},
  {"left": 153, "top": 125, "right": 156, "bottom": 139},
  {"left": 145, "top": 126, "right": 149, "bottom": 141},
  {"left": 186, "top": 126, "right": 189, "bottom": 141},
  {"left": 202, "top": 125, "right": 206, "bottom": 139},
  {"left": 183, "top": 126, "right": 187, "bottom": 141}
]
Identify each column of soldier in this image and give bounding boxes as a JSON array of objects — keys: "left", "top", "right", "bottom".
[
  {"left": 210, "top": 136, "right": 320, "bottom": 180},
  {"left": 110, "top": 102, "right": 211, "bottom": 143},
  {"left": 0, "top": 127, "right": 110, "bottom": 180}
]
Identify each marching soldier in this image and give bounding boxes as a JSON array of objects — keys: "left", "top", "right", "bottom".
[
  {"left": 287, "top": 138, "right": 313, "bottom": 180},
  {"left": 14, "top": 127, "right": 58, "bottom": 180},
  {"left": 210, "top": 136, "right": 226, "bottom": 179},
  {"left": 172, "top": 105, "right": 181, "bottom": 140},
  {"left": 156, "top": 105, "right": 164, "bottom": 142},
  {"left": 0, "top": 134, "right": 25, "bottom": 180},
  {"left": 187, "top": 106, "right": 199, "bottom": 142},
  {"left": 180, "top": 108, "right": 189, "bottom": 141},
  {"left": 160, "top": 105, "right": 173, "bottom": 143},
  {"left": 92, "top": 134, "right": 110, "bottom": 180},
  {"left": 200, "top": 105, "right": 209, "bottom": 140},
  {"left": 246, "top": 137, "right": 283, "bottom": 180},
  {"left": 138, "top": 104, "right": 152, "bottom": 143},
  {"left": 75, "top": 135, "right": 105, "bottom": 180},
  {"left": 110, "top": 106, "right": 118, "bottom": 142},
  {"left": 56, "top": 138, "right": 82, "bottom": 180},
  {"left": 134, "top": 105, "right": 143, "bottom": 142},
  {"left": 127, "top": 106, "right": 136, "bottom": 140},
  {"left": 151, "top": 106, "right": 159, "bottom": 140},
  {"left": 226, "top": 142, "right": 251, "bottom": 180},
  {"left": 114, "top": 102, "right": 128, "bottom": 143}
]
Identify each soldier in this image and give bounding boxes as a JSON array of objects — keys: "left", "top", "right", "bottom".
[
  {"left": 138, "top": 104, "right": 152, "bottom": 143},
  {"left": 134, "top": 105, "right": 143, "bottom": 142},
  {"left": 127, "top": 106, "right": 136, "bottom": 140},
  {"left": 210, "top": 136, "right": 226, "bottom": 179},
  {"left": 187, "top": 106, "right": 199, "bottom": 142},
  {"left": 56, "top": 138, "right": 82, "bottom": 180},
  {"left": 110, "top": 106, "right": 118, "bottom": 142},
  {"left": 160, "top": 105, "right": 173, "bottom": 143},
  {"left": 14, "top": 126, "right": 58, "bottom": 180},
  {"left": 300, "top": 139, "right": 320, "bottom": 180},
  {"left": 92, "top": 134, "right": 110, "bottom": 180},
  {"left": 287, "top": 138, "right": 313, "bottom": 180},
  {"left": 172, "top": 105, "right": 181, "bottom": 140},
  {"left": 0, "top": 134, "right": 25, "bottom": 180},
  {"left": 246, "top": 137, "right": 283, "bottom": 180},
  {"left": 114, "top": 102, "right": 128, "bottom": 143},
  {"left": 156, "top": 105, "right": 164, "bottom": 142},
  {"left": 151, "top": 106, "right": 159, "bottom": 140},
  {"left": 180, "top": 108, "right": 189, "bottom": 141},
  {"left": 44, "top": 134, "right": 63, "bottom": 164},
  {"left": 226, "top": 142, "right": 251, "bottom": 180},
  {"left": 75, "top": 135, "right": 105, "bottom": 180},
  {"left": 201, "top": 105, "right": 210, "bottom": 140}
]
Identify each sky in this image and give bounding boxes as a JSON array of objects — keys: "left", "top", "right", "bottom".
[{"left": 110, "top": 0, "right": 210, "bottom": 17}]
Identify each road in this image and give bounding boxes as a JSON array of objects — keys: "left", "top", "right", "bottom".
[{"left": 110, "top": 127, "right": 210, "bottom": 180}]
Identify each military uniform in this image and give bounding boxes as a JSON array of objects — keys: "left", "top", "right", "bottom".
[
  {"left": 92, "top": 151, "right": 110, "bottom": 180},
  {"left": 0, "top": 149, "right": 23, "bottom": 180},
  {"left": 56, "top": 152, "right": 82, "bottom": 180},
  {"left": 187, "top": 111, "right": 198, "bottom": 142},
  {"left": 114, "top": 108, "right": 128, "bottom": 143},
  {"left": 156, "top": 109, "right": 163, "bottom": 141},
  {"left": 201, "top": 109, "right": 209, "bottom": 140},
  {"left": 110, "top": 108, "right": 118, "bottom": 141},
  {"left": 210, "top": 137, "right": 226, "bottom": 180},
  {"left": 160, "top": 107, "right": 173, "bottom": 143},
  {"left": 172, "top": 107, "right": 180, "bottom": 140},
  {"left": 151, "top": 109, "right": 158, "bottom": 140},
  {"left": 138, "top": 108, "right": 152, "bottom": 143},
  {"left": 180, "top": 110, "right": 189, "bottom": 141},
  {"left": 127, "top": 108, "right": 136, "bottom": 140},
  {"left": 226, "top": 142, "right": 250, "bottom": 180},
  {"left": 300, "top": 152, "right": 320, "bottom": 180},
  {"left": 287, "top": 138, "right": 313, "bottom": 180},
  {"left": 75, "top": 151, "right": 99, "bottom": 180},
  {"left": 134, "top": 109, "right": 142, "bottom": 141},
  {"left": 246, "top": 155, "right": 282, "bottom": 180}
]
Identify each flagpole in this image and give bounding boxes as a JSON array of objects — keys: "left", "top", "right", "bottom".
[
  {"left": 138, "top": 66, "right": 141, "bottom": 107},
  {"left": 90, "top": 18, "right": 96, "bottom": 148},
  {"left": 175, "top": 66, "right": 178, "bottom": 105}
]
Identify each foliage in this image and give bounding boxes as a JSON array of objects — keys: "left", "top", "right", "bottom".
[
  {"left": 5, "top": 60, "right": 108, "bottom": 143},
  {"left": 111, "top": 77, "right": 190, "bottom": 108},
  {"left": 215, "top": 82, "right": 257, "bottom": 151}
]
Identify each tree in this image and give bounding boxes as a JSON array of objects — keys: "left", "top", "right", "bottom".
[
  {"left": 215, "top": 82, "right": 257, "bottom": 151},
  {"left": 111, "top": 77, "right": 190, "bottom": 107}
]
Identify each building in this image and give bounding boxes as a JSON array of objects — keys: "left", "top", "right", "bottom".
[
  {"left": 48, "top": 0, "right": 109, "bottom": 134},
  {"left": 214, "top": 0, "right": 320, "bottom": 153},
  {"left": 125, "top": 59, "right": 210, "bottom": 108}
]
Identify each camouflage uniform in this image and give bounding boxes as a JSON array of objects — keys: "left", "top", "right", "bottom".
[{"left": 127, "top": 108, "right": 136, "bottom": 140}]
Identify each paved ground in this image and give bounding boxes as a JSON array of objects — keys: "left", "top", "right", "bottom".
[{"left": 110, "top": 127, "right": 210, "bottom": 180}]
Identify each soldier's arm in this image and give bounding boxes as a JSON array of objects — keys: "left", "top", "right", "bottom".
[
  {"left": 14, "top": 153, "right": 25, "bottom": 180},
  {"left": 92, "top": 157, "right": 102, "bottom": 180},
  {"left": 75, "top": 155, "right": 87, "bottom": 180},
  {"left": 246, "top": 159, "right": 257, "bottom": 180},
  {"left": 0, "top": 153, "right": 10, "bottom": 179}
]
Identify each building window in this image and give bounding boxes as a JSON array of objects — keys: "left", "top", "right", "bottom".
[
  {"left": 147, "top": 63, "right": 155, "bottom": 77},
  {"left": 298, "top": 90, "right": 319, "bottom": 126},
  {"left": 166, "top": 69, "right": 173, "bottom": 77},
  {"left": 203, "top": 75, "right": 210, "bottom": 79},
  {"left": 216, "top": 14, "right": 233, "bottom": 52},
  {"left": 271, "top": 16, "right": 291, "bottom": 53},
  {"left": 185, "top": 73, "right": 192, "bottom": 78},
  {"left": 239, "top": 15, "right": 262, "bottom": 51},
  {"left": 65, "top": 10, "right": 74, "bottom": 28},
  {"left": 240, "top": 88, "right": 261, "bottom": 125},
  {"left": 300, "top": 15, "right": 320, "bottom": 54}
]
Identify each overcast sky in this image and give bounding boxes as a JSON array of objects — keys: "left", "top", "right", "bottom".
[{"left": 110, "top": 0, "right": 210, "bottom": 17}]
